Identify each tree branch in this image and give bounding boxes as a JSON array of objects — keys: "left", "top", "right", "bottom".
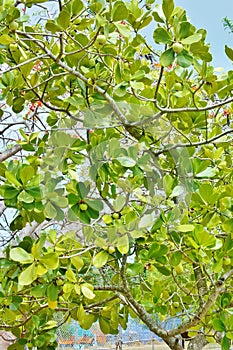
[
  {"left": 168, "top": 269, "right": 233, "bottom": 337},
  {"left": 0, "top": 145, "right": 22, "bottom": 162},
  {"left": 17, "top": 32, "right": 128, "bottom": 125}
]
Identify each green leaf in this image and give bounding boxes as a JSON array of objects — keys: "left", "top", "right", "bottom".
[
  {"left": 176, "top": 224, "right": 195, "bottom": 232},
  {"left": 45, "top": 202, "right": 57, "bottom": 219},
  {"left": 221, "top": 335, "right": 230, "bottom": 350},
  {"left": 10, "top": 247, "right": 34, "bottom": 264},
  {"left": 179, "top": 21, "right": 191, "bottom": 39},
  {"left": 112, "top": 2, "right": 128, "bottom": 21},
  {"left": 176, "top": 51, "right": 193, "bottom": 68},
  {"left": 39, "top": 252, "right": 59, "bottom": 270},
  {"left": 181, "top": 33, "right": 202, "bottom": 45},
  {"left": 18, "top": 263, "right": 37, "bottom": 286},
  {"left": 194, "top": 227, "right": 216, "bottom": 247},
  {"left": 85, "top": 199, "right": 103, "bottom": 212},
  {"left": 56, "top": 10, "right": 71, "bottom": 29},
  {"left": 66, "top": 269, "right": 77, "bottom": 282},
  {"left": 12, "top": 97, "right": 25, "bottom": 113},
  {"left": 20, "top": 166, "right": 35, "bottom": 185},
  {"left": 72, "top": 0, "right": 84, "bottom": 15},
  {"left": 126, "top": 263, "right": 143, "bottom": 276},
  {"left": 153, "top": 28, "right": 172, "bottom": 44},
  {"left": 18, "top": 190, "right": 34, "bottom": 203},
  {"left": 156, "top": 265, "right": 171, "bottom": 276},
  {"left": 131, "top": 70, "right": 145, "bottom": 81},
  {"left": 93, "top": 250, "right": 109, "bottom": 268},
  {"left": 47, "top": 284, "right": 58, "bottom": 301},
  {"left": 116, "top": 156, "right": 136, "bottom": 167},
  {"left": 222, "top": 219, "right": 233, "bottom": 233},
  {"left": 160, "top": 48, "right": 175, "bottom": 67},
  {"left": 0, "top": 34, "right": 15, "bottom": 45},
  {"left": 139, "top": 214, "right": 153, "bottom": 228},
  {"left": 3, "top": 185, "right": 19, "bottom": 199},
  {"left": 130, "top": 81, "right": 144, "bottom": 90},
  {"left": 77, "top": 182, "right": 89, "bottom": 198},
  {"left": 151, "top": 216, "right": 163, "bottom": 233},
  {"left": 225, "top": 45, "right": 233, "bottom": 61},
  {"left": 163, "top": 174, "right": 174, "bottom": 196},
  {"left": 152, "top": 10, "right": 165, "bottom": 23},
  {"left": 99, "top": 316, "right": 110, "bottom": 334},
  {"left": 5, "top": 171, "right": 21, "bottom": 187},
  {"left": 213, "top": 318, "right": 226, "bottom": 332},
  {"left": 81, "top": 283, "right": 95, "bottom": 299},
  {"left": 71, "top": 256, "right": 84, "bottom": 270},
  {"left": 95, "top": 237, "right": 108, "bottom": 249},
  {"left": 117, "top": 235, "right": 129, "bottom": 254},
  {"left": 26, "top": 186, "right": 41, "bottom": 199},
  {"left": 46, "top": 20, "right": 62, "bottom": 33},
  {"left": 170, "top": 251, "right": 182, "bottom": 266},
  {"left": 113, "top": 194, "right": 126, "bottom": 212},
  {"left": 196, "top": 167, "right": 216, "bottom": 178},
  {"left": 170, "top": 185, "right": 184, "bottom": 198},
  {"left": 115, "top": 23, "right": 131, "bottom": 37},
  {"left": 162, "top": 0, "right": 174, "bottom": 20}
]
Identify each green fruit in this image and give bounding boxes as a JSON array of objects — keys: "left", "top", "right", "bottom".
[
  {"left": 102, "top": 214, "right": 113, "bottom": 224},
  {"left": 9, "top": 21, "right": 19, "bottom": 31},
  {"left": 95, "top": 35, "right": 107, "bottom": 46},
  {"left": 89, "top": 58, "right": 95, "bottom": 66},
  {"left": 108, "top": 246, "right": 115, "bottom": 254},
  {"left": 79, "top": 203, "right": 88, "bottom": 211},
  {"left": 174, "top": 264, "right": 183, "bottom": 274},
  {"left": 174, "top": 83, "right": 183, "bottom": 91},
  {"left": 223, "top": 257, "right": 231, "bottom": 266},
  {"left": 112, "top": 213, "right": 119, "bottom": 219},
  {"left": 172, "top": 42, "right": 184, "bottom": 53},
  {"left": 173, "top": 302, "right": 179, "bottom": 308}
]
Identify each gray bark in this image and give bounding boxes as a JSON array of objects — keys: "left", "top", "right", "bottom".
[{"left": 187, "top": 334, "right": 208, "bottom": 350}]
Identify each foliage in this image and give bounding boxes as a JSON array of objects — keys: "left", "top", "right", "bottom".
[{"left": 0, "top": 0, "right": 233, "bottom": 349}]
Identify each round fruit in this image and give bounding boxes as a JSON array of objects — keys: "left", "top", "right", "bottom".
[
  {"left": 89, "top": 58, "right": 95, "bottom": 66},
  {"left": 108, "top": 246, "right": 115, "bottom": 254},
  {"left": 9, "top": 21, "right": 19, "bottom": 31},
  {"left": 95, "top": 35, "right": 107, "bottom": 46},
  {"left": 223, "top": 257, "right": 231, "bottom": 266},
  {"left": 174, "top": 264, "right": 183, "bottom": 274},
  {"left": 112, "top": 212, "right": 120, "bottom": 219},
  {"left": 79, "top": 203, "right": 88, "bottom": 211},
  {"left": 173, "top": 302, "right": 179, "bottom": 308},
  {"left": 172, "top": 42, "right": 184, "bottom": 53},
  {"left": 102, "top": 214, "right": 113, "bottom": 224},
  {"left": 174, "top": 83, "right": 183, "bottom": 91}
]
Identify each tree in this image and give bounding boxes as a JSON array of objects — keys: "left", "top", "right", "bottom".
[{"left": 0, "top": 0, "right": 233, "bottom": 349}]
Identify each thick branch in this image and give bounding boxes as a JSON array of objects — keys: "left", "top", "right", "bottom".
[{"left": 0, "top": 145, "right": 22, "bottom": 162}]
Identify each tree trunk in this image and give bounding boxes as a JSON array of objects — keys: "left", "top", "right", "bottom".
[
  {"left": 0, "top": 331, "right": 16, "bottom": 349},
  {"left": 187, "top": 334, "right": 208, "bottom": 350}
]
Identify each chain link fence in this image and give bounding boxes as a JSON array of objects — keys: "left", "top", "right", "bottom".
[{"left": 57, "top": 319, "right": 165, "bottom": 350}]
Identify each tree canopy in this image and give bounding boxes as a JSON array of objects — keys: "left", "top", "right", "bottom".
[{"left": 0, "top": 0, "right": 233, "bottom": 349}]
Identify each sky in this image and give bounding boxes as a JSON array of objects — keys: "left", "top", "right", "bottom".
[{"left": 174, "top": 0, "right": 233, "bottom": 70}]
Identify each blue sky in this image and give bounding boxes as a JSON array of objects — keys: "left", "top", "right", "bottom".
[{"left": 175, "top": 0, "right": 233, "bottom": 70}]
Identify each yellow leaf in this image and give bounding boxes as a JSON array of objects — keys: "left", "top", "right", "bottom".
[{"left": 48, "top": 299, "right": 57, "bottom": 310}]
